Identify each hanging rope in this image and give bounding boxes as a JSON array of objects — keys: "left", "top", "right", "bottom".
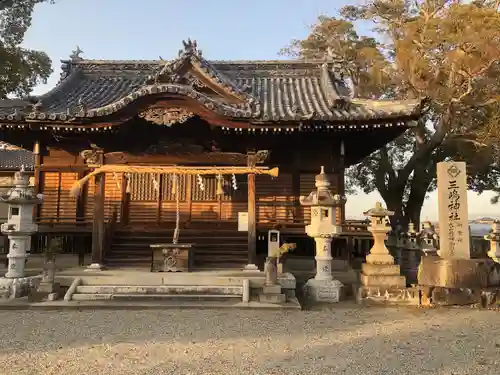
[
  {"left": 70, "top": 165, "right": 278, "bottom": 197},
  {"left": 231, "top": 173, "right": 238, "bottom": 190},
  {"left": 172, "top": 173, "right": 180, "bottom": 244},
  {"left": 151, "top": 173, "right": 159, "bottom": 193},
  {"left": 112, "top": 172, "right": 121, "bottom": 191}
]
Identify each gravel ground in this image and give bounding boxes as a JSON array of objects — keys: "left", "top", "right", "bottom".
[{"left": 0, "top": 305, "right": 499, "bottom": 375}]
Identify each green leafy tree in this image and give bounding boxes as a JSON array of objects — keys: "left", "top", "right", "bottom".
[
  {"left": 282, "top": 1, "right": 500, "bottom": 228},
  {"left": 0, "top": 0, "right": 53, "bottom": 98}
]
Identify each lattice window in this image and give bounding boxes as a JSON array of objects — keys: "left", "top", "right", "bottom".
[
  {"left": 161, "top": 174, "right": 187, "bottom": 201},
  {"left": 192, "top": 175, "right": 216, "bottom": 201},
  {"left": 130, "top": 173, "right": 157, "bottom": 201}
]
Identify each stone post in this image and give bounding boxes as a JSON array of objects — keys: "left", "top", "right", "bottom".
[
  {"left": 485, "top": 221, "right": 500, "bottom": 263},
  {"left": 299, "top": 166, "right": 345, "bottom": 303}
]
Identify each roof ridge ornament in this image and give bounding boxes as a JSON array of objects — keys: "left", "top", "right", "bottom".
[
  {"left": 70, "top": 46, "right": 84, "bottom": 61},
  {"left": 181, "top": 38, "right": 201, "bottom": 57}
]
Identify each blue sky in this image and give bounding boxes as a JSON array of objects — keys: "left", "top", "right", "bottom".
[{"left": 22, "top": 0, "right": 496, "bottom": 220}]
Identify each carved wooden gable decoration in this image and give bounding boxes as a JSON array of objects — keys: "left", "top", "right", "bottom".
[{"left": 147, "top": 39, "right": 254, "bottom": 105}]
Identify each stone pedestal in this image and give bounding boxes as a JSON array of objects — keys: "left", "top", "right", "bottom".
[
  {"left": 417, "top": 256, "right": 500, "bottom": 306},
  {"left": 303, "top": 278, "right": 343, "bottom": 303},
  {"left": 259, "top": 284, "right": 286, "bottom": 304},
  {"left": 0, "top": 277, "right": 34, "bottom": 299},
  {"left": 360, "top": 263, "right": 406, "bottom": 288}
]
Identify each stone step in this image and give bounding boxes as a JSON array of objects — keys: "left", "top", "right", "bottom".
[
  {"left": 76, "top": 284, "right": 244, "bottom": 295},
  {"left": 111, "top": 243, "right": 247, "bottom": 248},
  {"left": 114, "top": 234, "right": 248, "bottom": 243},
  {"left": 71, "top": 293, "right": 242, "bottom": 301}
]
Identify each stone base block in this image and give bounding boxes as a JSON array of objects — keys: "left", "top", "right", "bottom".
[
  {"left": 37, "top": 282, "right": 60, "bottom": 294},
  {"left": 418, "top": 257, "right": 500, "bottom": 288},
  {"left": 357, "top": 286, "right": 419, "bottom": 306},
  {"left": 419, "top": 286, "right": 482, "bottom": 307},
  {"left": 0, "top": 277, "right": 35, "bottom": 299},
  {"left": 243, "top": 264, "right": 260, "bottom": 272},
  {"left": 85, "top": 263, "right": 106, "bottom": 271},
  {"left": 361, "top": 263, "right": 401, "bottom": 276},
  {"left": 259, "top": 284, "right": 286, "bottom": 303},
  {"left": 259, "top": 292, "right": 286, "bottom": 304},
  {"left": 303, "top": 278, "right": 343, "bottom": 303},
  {"left": 360, "top": 273, "right": 406, "bottom": 288},
  {"left": 365, "top": 253, "right": 395, "bottom": 265},
  {"left": 262, "top": 284, "right": 282, "bottom": 294}
]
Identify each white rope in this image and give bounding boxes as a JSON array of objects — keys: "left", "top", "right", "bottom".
[
  {"left": 112, "top": 172, "right": 121, "bottom": 191},
  {"left": 151, "top": 173, "right": 159, "bottom": 193},
  {"left": 172, "top": 174, "right": 180, "bottom": 244},
  {"left": 196, "top": 174, "right": 205, "bottom": 191},
  {"left": 231, "top": 173, "right": 238, "bottom": 190}
]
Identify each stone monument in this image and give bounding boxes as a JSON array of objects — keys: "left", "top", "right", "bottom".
[
  {"left": 0, "top": 168, "right": 43, "bottom": 298},
  {"left": 485, "top": 221, "right": 500, "bottom": 263},
  {"left": 436, "top": 161, "right": 470, "bottom": 259},
  {"left": 299, "top": 166, "right": 345, "bottom": 303},
  {"left": 418, "top": 161, "right": 500, "bottom": 306}
]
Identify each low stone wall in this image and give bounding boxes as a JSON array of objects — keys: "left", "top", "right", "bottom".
[{"left": 0, "top": 254, "right": 91, "bottom": 272}]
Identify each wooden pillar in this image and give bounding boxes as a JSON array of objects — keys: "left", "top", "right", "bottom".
[
  {"left": 246, "top": 172, "right": 258, "bottom": 269},
  {"left": 89, "top": 173, "right": 105, "bottom": 269},
  {"left": 75, "top": 170, "right": 86, "bottom": 265},
  {"left": 33, "top": 140, "right": 43, "bottom": 222},
  {"left": 120, "top": 173, "right": 129, "bottom": 226},
  {"left": 338, "top": 140, "right": 346, "bottom": 222}
]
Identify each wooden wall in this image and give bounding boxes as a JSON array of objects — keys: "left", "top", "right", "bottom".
[{"left": 36, "top": 148, "right": 343, "bottom": 226}]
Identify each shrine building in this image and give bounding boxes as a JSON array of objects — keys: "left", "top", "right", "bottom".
[{"left": 0, "top": 40, "right": 426, "bottom": 270}]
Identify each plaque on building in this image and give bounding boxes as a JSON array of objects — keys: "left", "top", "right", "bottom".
[
  {"left": 436, "top": 161, "right": 470, "bottom": 259},
  {"left": 238, "top": 212, "right": 248, "bottom": 232}
]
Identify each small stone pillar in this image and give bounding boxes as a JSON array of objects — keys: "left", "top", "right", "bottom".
[
  {"left": 357, "top": 202, "right": 406, "bottom": 303},
  {"left": 418, "top": 221, "right": 439, "bottom": 256},
  {"left": 259, "top": 256, "right": 286, "bottom": 304},
  {"left": 0, "top": 169, "right": 43, "bottom": 298},
  {"left": 299, "top": 166, "right": 345, "bottom": 303},
  {"left": 485, "top": 221, "right": 500, "bottom": 263}
]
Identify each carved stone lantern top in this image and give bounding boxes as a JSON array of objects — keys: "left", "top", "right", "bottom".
[
  {"left": 0, "top": 168, "right": 43, "bottom": 205},
  {"left": 419, "top": 221, "right": 437, "bottom": 237},
  {"left": 363, "top": 202, "right": 394, "bottom": 218},
  {"left": 299, "top": 166, "right": 346, "bottom": 207}
]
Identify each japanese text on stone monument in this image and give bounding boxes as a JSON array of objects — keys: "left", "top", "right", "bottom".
[{"left": 436, "top": 162, "right": 470, "bottom": 259}]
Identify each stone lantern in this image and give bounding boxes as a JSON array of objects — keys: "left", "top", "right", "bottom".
[
  {"left": 418, "top": 221, "right": 439, "bottom": 256},
  {"left": 0, "top": 169, "right": 43, "bottom": 278},
  {"left": 363, "top": 202, "right": 397, "bottom": 265},
  {"left": 406, "top": 222, "right": 419, "bottom": 250},
  {"left": 357, "top": 202, "right": 406, "bottom": 303},
  {"left": 299, "top": 166, "right": 345, "bottom": 303},
  {"left": 485, "top": 221, "right": 500, "bottom": 263}
]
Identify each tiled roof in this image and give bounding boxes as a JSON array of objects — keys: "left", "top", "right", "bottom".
[
  {"left": 0, "top": 40, "right": 426, "bottom": 125},
  {"left": 0, "top": 149, "right": 34, "bottom": 171}
]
